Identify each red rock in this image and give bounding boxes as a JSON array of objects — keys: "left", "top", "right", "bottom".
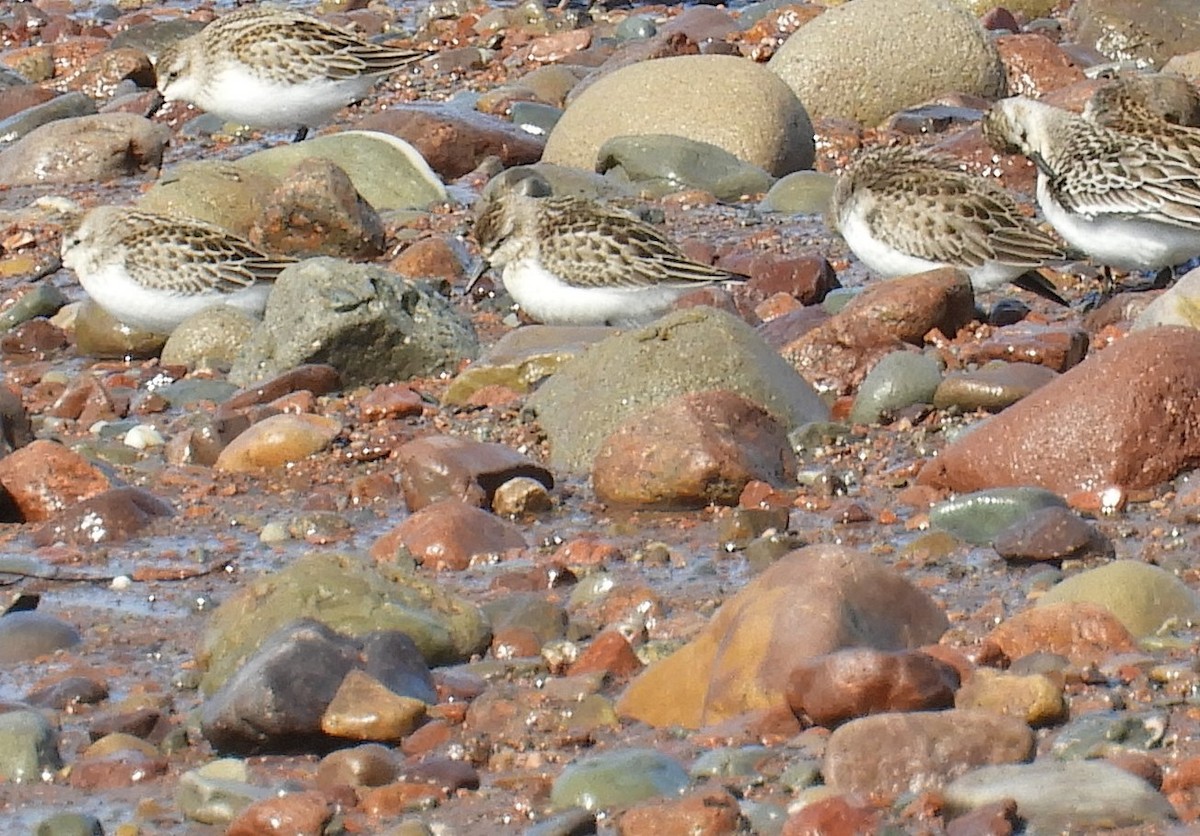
[
  {"left": 249, "top": 159, "right": 385, "bottom": 259},
  {"left": 217, "top": 365, "right": 341, "bottom": 421},
  {"left": 568, "top": 629, "right": 644, "bottom": 680},
  {"left": 359, "top": 781, "right": 448, "bottom": 816},
  {"left": 46, "top": 375, "right": 120, "bottom": 422},
  {"left": 946, "top": 799, "right": 1020, "bottom": 836},
  {"left": 783, "top": 268, "right": 975, "bottom": 394},
  {"left": 732, "top": 252, "right": 839, "bottom": 307},
  {"left": 393, "top": 434, "right": 553, "bottom": 512},
  {"left": 957, "top": 322, "right": 1089, "bottom": 372},
  {"left": 823, "top": 710, "right": 1034, "bottom": 798},
  {"left": 0, "top": 85, "right": 57, "bottom": 120},
  {"left": 0, "top": 439, "right": 115, "bottom": 522},
  {"left": 358, "top": 102, "right": 545, "bottom": 180},
  {"left": 996, "top": 34, "right": 1087, "bottom": 99},
  {"left": 787, "top": 648, "right": 959, "bottom": 727},
  {"left": 226, "top": 790, "right": 334, "bottom": 836},
  {"left": 491, "top": 626, "right": 542, "bottom": 659},
  {"left": 68, "top": 751, "right": 167, "bottom": 789},
  {"left": 782, "top": 794, "right": 880, "bottom": 836},
  {"left": 359, "top": 383, "right": 424, "bottom": 421},
  {"left": 31, "top": 486, "right": 173, "bottom": 546},
  {"left": 692, "top": 704, "right": 804, "bottom": 747},
  {"left": 1106, "top": 751, "right": 1163, "bottom": 790},
  {"left": 978, "top": 602, "right": 1138, "bottom": 667},
  {"left": 921, "top": 327, "right": 1200, "bottom": 494},
  {"left": 619, "top": 786, "right": 742, "bottom": 836},
  {"left": 592, "top": 390, "right": 797, "bottom": 509},
  {"left": 1163, "top": 756, "right": 1200, "bottom": 793},
  {"left": 377, "top": 498, "right": 526, "bottom": 570},
  {"left": 389, "top": 235, "right": 470, "bottom": 282}
]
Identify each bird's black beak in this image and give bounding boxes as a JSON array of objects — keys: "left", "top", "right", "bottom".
[{"left": 463, "top": 258, "right": 490, "bottom": 296}]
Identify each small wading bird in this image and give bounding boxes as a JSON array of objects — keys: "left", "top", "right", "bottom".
[
  {"left": 61, "top": 206, "right": 296, "bottom": 334},
  {"left": 470, "top": 174, "right": 746, "bottom": 326},
  {"left": 155, "top": 6, "right": 432, "bottom": 142},
  {"left": 828, "top": 144, "right": 1071, "bottom": 305},
  {"left": 982, "top": 95, "right": 1200, "bottom": 286}
]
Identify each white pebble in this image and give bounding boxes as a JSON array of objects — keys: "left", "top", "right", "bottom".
[
  {"left": 111, "top": 575, "right": 132, "bottom": 591},
  {"left": 124, "top": 425, "right": 165, "bottom": 449}
]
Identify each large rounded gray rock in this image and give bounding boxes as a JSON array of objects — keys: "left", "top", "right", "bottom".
[
  {"left": 0, "top": 611, "right": 80, "bottom": 663},
  {"left": 944, "top": 760, "right": 1175, "bottom": 831},
  {"left": 0, "top": 113, "right": 168, "bottom": 185},
  {"left": 768, "top": 0, "right": 1005, "bottom": 127},
  {"left": 525, "top": 307, "right": 830, "bottom": 475},
  {"left": 543, "top": 55, "right": 813, "bottom": 177},
  {"left": 228, "top": 258, "right": 478, "bottom": 388}
]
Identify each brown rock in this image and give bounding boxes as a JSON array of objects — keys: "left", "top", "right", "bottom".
[
  {"left": 249, "top": 159, "right": 385, "bottom": 259},
  {"left": 46, "top": 374, "right": 121, "bottom": 422},
  {"left": 0, "top": 112, "right": 168, "bottom": 185},
  {"left": 946, "top": 799, "right": 1020, "bottom": 836},
  {"left": 0, "top": 439, "right": 114, "bottom": 522},
  {"left": 787, "top": 648, "right": 959, "bottom": 728},
  {"left": 616, "top": 545, "right": 949, "bottom": 728},
  {"left": 995, "top": 34, "right": 1087, "bottom": 98},
  {"left": 920, "top": 328, "right": 1200, "bottom": 494},
  {"left": 619, "top": 786, "right": 742, "bottom": 836},
  {"left": 782, "top": 794, "right": 880, "bottom": 836},
  {"left": 214, "top": 413, "right": 341, "bottom": 472},
  {"left": 0, "top": 386, "right": 33, "bottom": 453},
  {"left": 321, "top": 669, "right": 427, "bottom": 742},
  {"left": 396, "top": 757, "right": 480, "bottom": 792},
  {"left": 394, "top": 434, "right": 553, "bottom": 512},
  {"left": 359, "top": 781, "right": 447, "bottom": 816},
  {"left": 569, "top": 629, "right": 644, "bottom": 681},
  {"left": 823, "top": 709, "right": 1035, "bottom": 797},
  {"left": 0, "top": 85, "right": 56, "bottom": 121},
  {"left": 932, "top": 362, "right": 1059, "bottom": 412},
  {"left": 217, "top": 364, "right": 341, "bottom": 420},
  {"left": 1069, "top": 0, "right": 1200, "bottom": 70},
  {"left": 732, "top": 252, "right": 839, "bottom": 307},
  {"left": 954, "top": 668, "right": 1067, "bottom": 727},
  {"left": 593, "top": 390, "right": 797, "bottom": 509},
  {"left": 979, "top": 602, "right": 1138, "bottom": 666},
  {"left": 379, "top": 498, "right": 526, "bottom": 570},
  {"left": 67, "top": 751, "right": 167, "bottom": 790},
  {"left": 226, "top": 790, "right": 334, "bottom": 836},
  {"left": 358, "top": 102, "right": 545, "bottom": 180},
  {"left": 389, "top": 235, "right": 471, "bottom": 282},
  {"left": 31, "top": 486, "right": 173, "bottom": 547},
  {"left": 316, "top": 743, "right": 401, "bottom": 791},
  {"left": 359, "top": 383, "right": 424, "bottom": 421},
  {"left": 783, "top": 269, "right": 975, "bottom": 394},
  {"left": 992, "top": 506, "right": 1113, "bottom": 563},
  {"left": 958, "top": 322, "right": 1089, "bottom": 372},
  {"left": 74, "top": 47, "right": 156, "bottom": 100}
]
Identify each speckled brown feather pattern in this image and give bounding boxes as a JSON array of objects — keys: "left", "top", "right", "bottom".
[
  {"left": 983, "top": 98, "right": 1200, "bottom": 229},
  {"left": 830, "top": 145, "right": 1071, "bottom": 268},
  {"left": 76, "top": 208, "right": 295, "bottom": 295},
  {"left": 159, "top": 7, "right": 428, "bottom": 86},
  {"left": 474, "top": 192, "right": 737, "bottom": 290}
]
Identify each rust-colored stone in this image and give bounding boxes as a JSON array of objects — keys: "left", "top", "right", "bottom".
[
  {"left": 996, "top": 34, "right": 1087, "bottom": 99},
  {"left": 782, "top": 794, "right": 880, "bottom": 836},
  {"left": 226, "top": 790, "right": 334, "bottom": 836},
  {"left": 978, "top": 602, "right": 1138, "bottom": 667},
  {"left": 568, "top": 629, "right": 644, "bottom": 681},
  {"left": 394, "top": 434, "right": 553, "bottom": 512},
  {"left": 376, "top": 498, "right": 526, "bottom": 570},
  {"left": 619, "top": 786, "right": 742, "bottom": 836},
  {"left": 787, "top": 648, "right": 959, "bottom": 728},
  {"left": 593, "top": 390, "right": 797, "bottom": 509},
  {"left": 0, "top": 439, "right": 115, "bottom": 522},
  {"left": 957, "top": 322, "right": 1089, "bottom": 372},
  {"left": 921, "top": 327, "right": 1200, "bottom": 493}
]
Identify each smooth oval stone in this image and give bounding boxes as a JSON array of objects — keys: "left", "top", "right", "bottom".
[
  {"left": 316, "top": 743, "right": 400, "bottom": 790},
  {"left": 161, "top": 306, "right": 259, "bottom": 371},
  {"left": 0, "top": 611, "right": 81, "bottom": 663},
  {"left": 689, "top": 745, "right": 770, "bottom": 778},
  {"left": 849, "top": 350, "right": 943, "bottom": 425},
  {"left": 0, "top": 92, "right": 96, "bottom": 144},
  {"left": 0, "top": 710, "right": 61, "bottom": 782},
  {"left": 34, "top": 812, "right": 103, "bottom": 836},
  {"left": 943, "top": 760, "right": 1174, "bottom": 831},
  {"left": 597, "top": 134, "right": 775, "bottom": 201},
  {"left": 930, "top": 487, "right": 1067, "bottom": 545},
  {"left": 758, "top": 170, "right": 837, "bottom": 215},
  {"left": 992, "top": 506, "right": 1110, "bottom": 562},
  {"left": 73, "top": 298, "right": 167, "bottom": 358},
  {"left": 156, "top": 379, "right": 240, "bottom": 407},
  {"left": 0, "top": 284, "right": 67, "bottom": 330},
  {"left": 214, "top": 414, "right": 341, "bottom": 472},
  {"left": 615, "top": 15, "right": 657, "bottom": 40},
  {"left": 550, "top": 748, "right": 690, "bottom": 811},
  {"left": 510, "top": 101, "right": 562, "bottom": 137},
  {"left": 933, "top": 362, "right": 1059, "bottom": 412}
]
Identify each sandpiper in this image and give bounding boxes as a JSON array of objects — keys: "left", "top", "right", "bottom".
[
  {"left": 982, "top": 96, "right": 1200, "bottom": 277},
  {"left": 471, "top": 175, "right": 743, "bottom": 326},
  {"left": 155, "top": 7, "right": 431, "bottom": 141},
  {"left": 829, "top": 144, "right": 1071, "bottom": 304},
  {"left": 61, "top": 206, "right": 295, "bottom": 334}
]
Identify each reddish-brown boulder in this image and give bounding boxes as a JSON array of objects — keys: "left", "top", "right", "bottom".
[
  {"left": 394, "top": 434, "right": 553, "bottom": 512},
  {"left": 921, "top": 327, "right": 1200, "bottom": 494},
  {"left": 0, "top": 439, "right": 115, "bottom": 522},
  {"left": 375, "top": 499, "right": 526, "bottom": 571},
  {"left": 978, "top": 602, "right": 1138, "bottom": 666}
]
